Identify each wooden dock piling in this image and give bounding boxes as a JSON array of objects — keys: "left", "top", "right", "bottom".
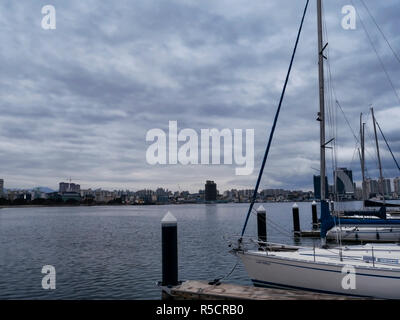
[
  {"left": 161, "top": 211, "right": 178, "bottom": 287},
  {"left": 257, "top": 205, "right": 267, "bottom": 247},
  {"left": 312, "top": 200, "right": 319, "bottom": 229},
  {"left": 292, "top": 203, "right": 301, "bottom": 236}
]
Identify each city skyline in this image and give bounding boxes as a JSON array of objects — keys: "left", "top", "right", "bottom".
[
  {"left": 0, "top": 178, "right": 319, "bottom": 205},
  {"left": 0, "top": 1, "right": 399, "bottom": 193},
  {"left": 2, "top": 174, "right": 400, "bottom": 197}
]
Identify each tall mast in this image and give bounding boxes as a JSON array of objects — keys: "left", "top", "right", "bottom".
[
  {"left": 362, "top": 122, "right": 367, "bottom": 199},
  {"left": 371, "top": 107, "right": 385, "bottom": 202},
  {"left": 360, "top": 113, "right": 367, "bottom": 200},
  {"left": 317, "top": 0, "right": 326, "bottom": 200}
]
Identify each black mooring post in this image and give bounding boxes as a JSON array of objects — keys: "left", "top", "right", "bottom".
[
  {"left": 161, "top": 211, "right": 178, "bottom": 287},
  {"left": 257, "top": 205, "right": 267, "bottom": 246},
  {"left": 312, "top": 200, "right": 318, "bottom": 229},
  {"left": 292, "top": 203, "right": 300, "bottom": 235}
]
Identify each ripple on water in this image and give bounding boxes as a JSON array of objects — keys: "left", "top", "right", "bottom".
[{"left": 0, "top": 202, "right": 373, "bottom": 299}]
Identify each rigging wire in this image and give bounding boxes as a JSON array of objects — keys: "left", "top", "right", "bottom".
[
  {"left": 322, "top": 6, "right": 337, "bottom": 203},
  {"left": 324, "top": 0, "right": 400, "bottom": 187},
  {"left": 350, "top": 0, "right": 400, "bottom": 106},
  {"left": 364, "top": 121, "right": 384, "bottom": 174},
  {"left": 362, "top": 110, "right": 374, "bottom": 178},
  {"left": 249, "top": 208, "right": 293, "bottom": 237},
  {"left": 240, "top": 0, "right": 310, "bottom": 238},
  {"left": 349, "top": 143, "right": 359, "bottom": 169},
  {"left": 335, "top": 100, "right": 359, "bottom": 144},
  {"left": 376, "top": 121, "right": 400, "bottom": 172},
  {"left": 358, "top": 0, "right": 400, "bottom": 66},
  {"left": 333, "top": 100, "right": 361, "bottom": 171}
]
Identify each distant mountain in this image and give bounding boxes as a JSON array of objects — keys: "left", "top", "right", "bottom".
[
  {"left": 3, "top": 186, "right": 56, "bottom": 193},
  {"left": 35, "top": 187, "right": 56, "bottom": 193}
]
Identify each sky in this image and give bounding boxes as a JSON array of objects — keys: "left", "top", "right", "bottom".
[{"left": 0, "top": 0, "right": 399, "bottom": 193}]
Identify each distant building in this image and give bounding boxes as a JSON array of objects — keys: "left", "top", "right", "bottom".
[
  {"left": 260, "top": 189, "right": 288, "bottom": 201},
  {"left": 365, "top": 178, "right": 379, "bottom": 197},
  {"left": 156, "top": 188, "right": 169, "bottom": 203},
  {"left": 365, "top": 178, "right": 391, "bottom": 197},
  {"left": 59, "top": 182, "right": 69, "bottom": 193},
  {"left": 47, "top": 192, "right": 63, "bottom": 202},
  {"left": 355, "top": 187, "right": 363, "bottom": 200},
  {"left": 383, "top": 179, "right": 392, "bottom": 196},
  {"left": 394, "top": 177, "right": 400, "bottom": 198},
  {"left": 205, "top": 180, "right": 217, "bottom": 201},
  {"left": 59, "top": 182, "right": 80, "bottom": 194},
  {"left": 0, "top": 179, "right": 3, "bottom": 196},
  {"left": 334, "top": 168, "right": 354, "bottom": 196},
  {"left": 70, "top": 183, "right": 80, "bottom": 193},
  {"left": 313, "top": 175, "right": 328, "bottom": 200},
  {"left": 135, "top": 189, "right": 155, "bottom": 204},
  {"left": 61, "top": 192, "right": 81, "bottom": 203}
]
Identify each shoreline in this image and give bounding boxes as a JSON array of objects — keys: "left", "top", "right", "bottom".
[{"left": 0, "top": 199, "right": 376, "bottom": 209}]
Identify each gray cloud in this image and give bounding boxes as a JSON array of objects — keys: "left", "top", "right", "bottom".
[{"left": 0, "top": 0, "right": 399, "bottom": 193}]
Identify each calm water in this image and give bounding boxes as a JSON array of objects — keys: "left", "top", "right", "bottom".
[{"left": 0, "top": 202, "right": 364, "bottom": 299}]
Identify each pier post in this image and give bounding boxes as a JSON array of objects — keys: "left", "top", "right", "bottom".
[
  {"left": 312, "top": 201, "right": 318, "bottom": 229},
  {"left": 257, "top": 205, "right": 267, "bottom": 247},
  {"left": 161, "top": 211, "right": 178, "bottom": 287},
  {"left": 292, "top": 203, "right": 300, "bottom": 236}
]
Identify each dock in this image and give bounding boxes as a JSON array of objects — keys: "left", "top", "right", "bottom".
[
  {"left": 298, "top": 230, "right": 320, "bottom": 237},
  {"left": 292, "top": 203, "right": 321, "bottom": 238},
  {"left": 162, "top": 280, "right": 364, "bottom": 300},
  {"left": 160, "top": 211, "right": 365, "bottom": 301}
]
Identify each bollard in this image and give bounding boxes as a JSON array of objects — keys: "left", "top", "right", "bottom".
[
  {"left": 292, "top": 203, "right": 300, "bottom": 235},
  {"left": 257, "top": 205, "right": 267, "bottom": 246},
  {"left": 161, "top": 211, "right": 178, "bottom": 287},
  {"left": 312, "top": 200, "right": 318, "bottom": 229}
]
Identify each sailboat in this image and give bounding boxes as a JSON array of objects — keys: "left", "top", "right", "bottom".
[
  {"left": 235, "top": 0, "right": 400, "bottom": 298},
  {"left": 362, "top": 112, "right": 400, "bottom": 209},
  {"left": 326, "top": 108, "right": 400, "bottom": 243}
]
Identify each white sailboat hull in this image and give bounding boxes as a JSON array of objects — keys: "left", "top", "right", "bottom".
[
  {"left": 238, "top": 249, "right": 400, "bottom": 299},
  {"left": 327, "top": 227, "right": 400, "bottom": 243}
]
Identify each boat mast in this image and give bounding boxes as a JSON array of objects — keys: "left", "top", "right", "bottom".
[
  {"left": 371, "top": 107, "right": 385, "bottom": 203},
  {"left": 360, "top": 113, "right": 367, "bottom": 201},
  {"left": 317, "top": 0, "right": 326, "bottom": 201}
]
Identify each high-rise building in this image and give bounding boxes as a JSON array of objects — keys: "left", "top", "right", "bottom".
[
  {"left": 205, "top": 180, "right": 217, "bottom": 201},
  {"left": 334, "top": 168, "right": 354, "bottom": 195},
  {"left": 394, "top": 177, "right": 400, "bottom": 197},
  {"left": 59, "top": 182, "right": 81, "bottom": 194},
  {"left": 59, "top": 182, "right": 69, "bottom": 193},
  {"left": 313, "top": 175, "right": 328, "bottom": 200},
  {"left": 365, "top": 178, "right": 379, "bottom": 197},
  {"left": 383, "top": 179, "right": 392, "bottom": 196},
  {"left": 70, "top": 183, "right": 80, "bottom": 193},
  {"left": 365, "top": 178, "right": 391, "bottom": 197}
]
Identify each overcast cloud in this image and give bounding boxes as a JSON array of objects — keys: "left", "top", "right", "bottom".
[{"left": 0, "top": 0, "right": 399, "bottom": 192}]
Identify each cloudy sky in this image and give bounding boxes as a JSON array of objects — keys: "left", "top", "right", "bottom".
[{"left": 0, "top": 0, "right": 399, "bottom": 192}]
